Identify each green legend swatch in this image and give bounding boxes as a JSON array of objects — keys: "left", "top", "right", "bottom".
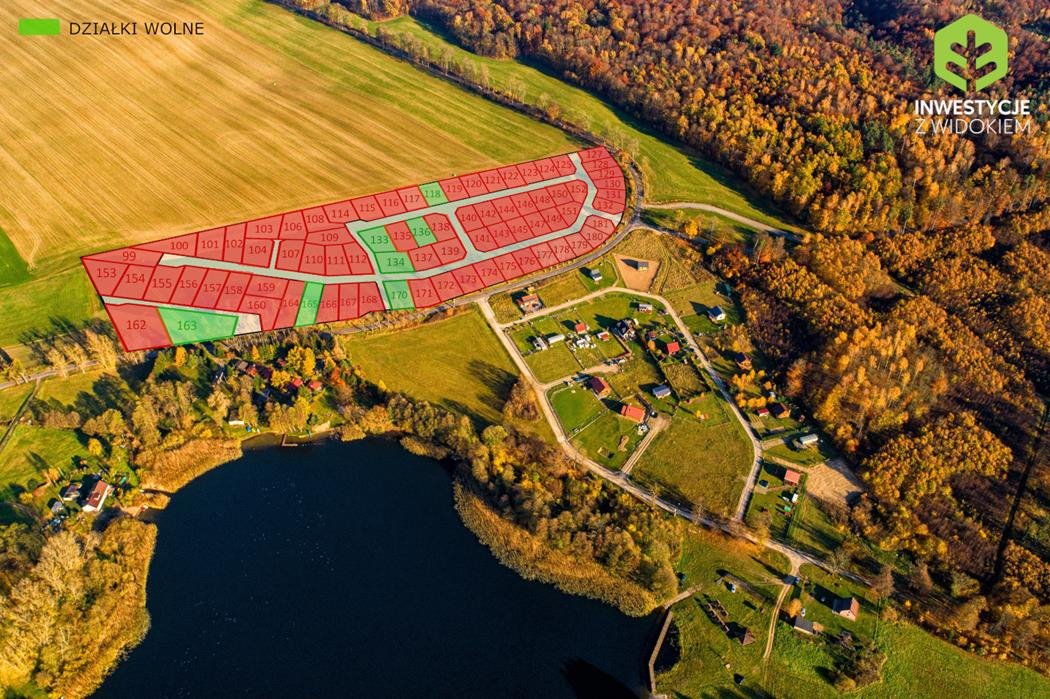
[{"left": 19, "top": 18, "right": 61, "bottom": 35}]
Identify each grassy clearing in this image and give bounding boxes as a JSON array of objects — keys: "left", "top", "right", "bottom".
[
  {"left": 344, "top": 309, "right": 524, "bottom": 429},
  {"left": 0, "top": 227, "right": 29, "bottom": 286},
  {"left": 0, "top": 268, "right": 99, "bottom": 346},
  {"left": 642, "top": 207, "right": 768, "bottom": 241},
  {"left": 766, "top": 441, "right": 836, "bottom": 467},
  {"left": 0, "top": 384, "right": 33, "bottom": 421},
  {"left": 524, "top": 343, "right": 580, "bottom": 383},
  {"left": 0, "top": 425, "right": 87, "bottom": 498},
  {"left": 36, "top": 370, "right": 111, "bottom": 406},
  {"left": 363, "top": 15, "right": 793, "bottom": 228},
  {"left": 632, "top": 393, "right": 753, "bottom": 518},
  {"left": 549, "top": 383, "right": 645, "bottom": 470}
]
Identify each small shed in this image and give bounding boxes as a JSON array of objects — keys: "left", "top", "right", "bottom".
[
  {"left": 832, "top": 596, "right": 860, "bottom": 621},
  {"left": 588, "top": 376, "right": 611, "bottom": 397},
  {"left": 61, "top": 483, "right": 81, "bottom": 501},
  {"left": 708, "top": 306, "right": 727, "bottom": 322},
  {"left": 547, "top": 333, "right": 566, "bottom": 345},
  {"left": 793, "top": 617, "right": 815, "bottom": 635},
  {"left": 770, "top": 402, "right": 791, "bottom": 419},
  {"left": 587, "top": 268, "right": 603, "bottom": 282},
  {"left": 652, "top": 384, "right": 672, "bottom": 399},
  {"left": 795, "top": 433, "right": 819, "bottom": 449}
]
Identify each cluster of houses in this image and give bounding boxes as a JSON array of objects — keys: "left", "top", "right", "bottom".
[
  {"left": 642, "top": 329, "right": 681, "bottom": 357},
  {"left": 231, "top": 359, "right": 322, "bottom": 392},
  {"left": 583, "top": 374, "right": 650, "bottom": 428},
  {"left": 50, "top": 477, "right": 113, "bottom": 525},
  {"left": 532, "top": 320, "right": 616, "bottom": 353}
]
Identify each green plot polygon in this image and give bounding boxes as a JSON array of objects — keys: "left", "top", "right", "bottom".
[
  {"left": 158, "top": 307, "right": 239, "bottom": 344},
  {"left": 419, "top": 182, "right": 448, "bottom": 206},
  {"left": 295, "top": 282, "right": 324, "bottom": 327},
  {"left": 407, "top": 217, "right": 438, "bottom": 246},
  {"left": 383, "top": 280, "right": 414, "bottom": 310},
  {"left": 359, "top": 226, "right": 396, "bottom": 253},
  {"left": 374, "top": 251, "right": 413, "bottom": 274}
]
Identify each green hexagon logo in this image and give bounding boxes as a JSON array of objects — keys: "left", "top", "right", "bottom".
[{"left": 934, "top": 14, "right": 1008, "bottom": 93}]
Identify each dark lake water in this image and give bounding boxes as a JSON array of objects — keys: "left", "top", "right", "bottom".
[{"left": 97, "top": 438, "right": 656, "bottom": 698}]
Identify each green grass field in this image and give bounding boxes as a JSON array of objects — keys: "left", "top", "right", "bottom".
[
  {"left": 361, "top": 15, "right": 793, "bottom": 228},
  {"left": 36, "top": 370, "right": 111, "bottom": 406},
  {"left": 0, "top": 384, "right": 33, "bottom": 421},
  {"left": 632, "top": 394, "right": 753, "bottom": 518},
  {"left": 343, "top": 310, "right": 535, "bottom": 432},
  {"left": 766, "top": 441, "right": 837, "bottom": 467},
  {"left": 524, "top": 343, "right": 580, "bottom": 383},
  {"left": 0, "top": 227, "right": 29, "bottom": 286},
  {"left": 0, "top": 268, "right": 99, "bottom": 346},
  {"left": 641, "top": 207, "right": 772, "bottom": 241},
  {"left": 0, "top": 425, "right": 88, "bottom": 499}
]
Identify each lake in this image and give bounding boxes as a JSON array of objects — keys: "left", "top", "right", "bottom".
[{"left": 97, "top": 438, "right": 657, "bottom": 698}]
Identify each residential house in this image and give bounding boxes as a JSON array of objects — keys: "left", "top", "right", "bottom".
[
  {"left": 516, "top": 293, "right": 543, "bottom": 313},
  {"left": 574, "top": 322, "right": 588, "bottom": 334},
  {"left": 832, "top": 596, "right": 860, "bottom": 621},
  {"left": 708, "top": 306, "right": 727, "bottom": 322},
  {"left": 783, "top": 468, "right": 801, "bottom": 487},
  {"left": 596, "top": 330, "right": 611, "bottom": 342},
  {"left": 619, "top": 404, "right": 646, "bottom": 423},
  {"left": 531, "top": 336, "right": 549, "bottom": 351},
  {"left": 756, "top": 406, "right": 770, "bottom": 418},
  {"left": 652, "top": 384, "right": 672, "bottom": 399},
  {"left": 289, "top": 377, "right": 304, "bottom": 389},
  {"left": 637, "top": 302, "right": 654, "bottom": 313},
  {"left": 664, "top": 340, "right": 681, "bottom": 355},
  {"left": 588, "top": 376, "right": 611, "bottom": 397},
  {"left": 613, "top": 319, "right": 636, "bottom": 341},
  {"left": 307, "top": 379, "right": 323, "bottom": 392},
  {"left": 82, "top": 480, "right": 112, "bottom": 513},
  {"left": 770, "top": 402, "right": 791, "bottom": 419},
  {"left": 587, "top": 268, "right": 603, "bottom": 282},
  {"left": 793, "top": 617, "right": 815, "bottom": 635},
  {"left": 634, "top": 260, "right": 650, "bottom": 271}
]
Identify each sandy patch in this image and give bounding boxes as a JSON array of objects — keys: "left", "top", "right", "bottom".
[
  {"left": 806, "top": 458, "right": 865, "bottom": 506},
  {"left": 614, "top": 254, "right": 659, "bottom": 291}
]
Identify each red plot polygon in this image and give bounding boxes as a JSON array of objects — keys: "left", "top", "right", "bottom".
[
  {"left": 523, "top": 211, "right": 551, "bottom": 236},
  {"left": 510, "top": 192, "right": 538, "bottom": 216},
  {"left": 196, "top": 227, "right": 225, "bottom": 260},
  {"left": 279, "top": 211, "right": 307, "bottom": 239},
  {"left": 474, "top": 201, "right": 502, "bottom": 227},
  {"left": 542, "top": 207, "right": 569, "bottom": 231},
  {"left": 358, "top": 282, "right": 385, "bottom": 315},
  {"left": 276, "top": 239, "right": 305, "bottom": 272},
  {"left": 467, "top": 228, "right": 497, "bottom": 252},
  {"left": 434, "top": 238, "right": 467, "bottom": 265},
  {"left": 107, "top": 304, "right": 171, "bottom": 352},
  {"left": 552, "top": 154, "right": 575, "bottom": 176},
  {"left": 408, "top": 245, "right": 441, "bottom": 271},
  {"left": 497, "top": 166, "right": 525, "bottom": 188},
  {"left": 593, "top": 197, "right": 625, "bottom": 215},
  {"left": 338, "top": 284, "right": 360, "bottom": 320},
  {"left": 245, "top": 214, "right": 282, "bottom": 239},
  {"left": 558, "top": 203, "right": 582, "bottom": 226},
  {"left": 437, "top": 177, "right": 468, "bottom": 202},
  {"left": 350, "top": 195, "right": 382, "bottom": 221},
  {"left": 488, "top": 222, "right": 515, "bottom": 249},
  {"left": 511, "top": 247, "right": 542, "bottom": 274},
  {"left": 480, "top": 169, "right": 506, "bottom": 194},
  {"left": 193, "top": 269, "right": 229, "bottom": 308},
  {"left": 87, "top": 248, "right": 162, "bottom": 266},
  {"left": 397, "top": 186, "right": 427, "bottom": 212},
  {"left": 375, "top": 190, "right": 407, "bottom": 217},
  {"left": 241, "top": 238, "right": 274, "bottom": 268},
  {"left": 139, "top": 232, "right": 198, "bottom": 256},
  {"left": 216, "top": 272, "right": 250, "bottom": 311},
  {"left": 455, "top": 205, "right": 483, "bottom": 232},
  {"left": 505, "top": 217, "right": 533, "bottom": 243},
  {"left": 530, "top": 242, "right": 559, "bottom": 268},
  {"left": 548, "top": 184, "right": 573, "bottom": 206},
  {"left": 580, "top": 221, "right": 610, "bottom": 248},
  {"left": 303, "top": 207, "right": 332, "bottom": 231},
  {"left": 579, "top": 146, "right": 607, "bottom": 162},
  {"left": 407, "top": 278, "right": 439, "bottom": 308},
  {"left": 517, "top": 161, "right": 542, "bottom": 184},
  {"left": 247, "top": 275, "right": 288, "bottom": 299},
  {"left": 320, "top": 201, "right": 358, "bottom": 225},
  {"left": 324, "top": 245, "right": 352, "bottom": 276},
  {"left": 424, "top": 214, "right": 457, "bottom": 241},
  {"left": 307, "top": 228, "right": 353, "bottom": 246},
  {"left": 315, "top": 284, "right": 340, "bottom": 323},
  {"left": 566, "top": 181, "right": 588, "bottom": 203},
  {"left": 223, "top": 223, "right": 245, "bottom": 263},
  {"left": 530, "top": 188, "right": 555, "bottom": 210},
  {"left": 274, "top": 281, "right": 305, "bottom": 329},
  {"left": 299, "top": 244, "right": 326, "bottom": 275},
  {"left": 169, "top": 266, "right": 207, "bottom": 305},
  {"left": 429, "top": 272, "right": 462, "bottom": 301},
  {"left": 451, "top": 265, "right": 483, "bottom": 293},
  {"left": 473, "top": 258, "right": 503, "bottom": 286},
  {"left": 113, "top": 265, "right": 154, "bottom": 299},
  {"left": 82, "top": 259, "right": 127, "bottom": 296},
  {"left": 240, "top": 295, "right": 282, "bottom": 331},
  {"left": 344, "top": 242, "right": 373, "bottom": 274},
  {"left": 565, "top": 233, "right": 591, "bottom": 255},
  {"left": 549, "top": 236, "right": 576, "bottom": 262},
  {"left": 385, "top": 221, "right": 416, "bottom": 252},
  {"left": 535, "top": 158, "right": 559, "bottom": 180},
  {"left": 494, "top": 196, "right": 519, "bottom": 221},
  {"left": 143, "top": 265, "right": 183, "bottom": 304},
  {"left": 492, "top": 253, "right": 523, "bottom": 280},
  {"left": 459, "top": 172, "right": 487, "bottom": 197}
]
